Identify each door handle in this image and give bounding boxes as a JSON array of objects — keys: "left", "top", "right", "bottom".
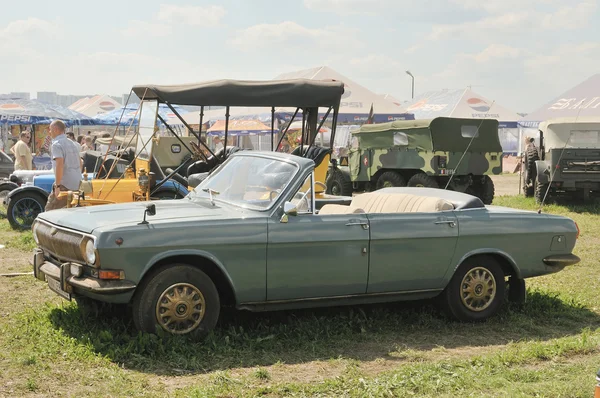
[
  {"left": 346, "top": 221, "right": 369, "bottom": 230},
  {"left": 434, "top": 220, "right": 456, "bottom": 228}
]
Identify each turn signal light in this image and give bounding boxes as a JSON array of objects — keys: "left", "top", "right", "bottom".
[{"left": 98, "top": 270, "right": 125, "bottom": 280}]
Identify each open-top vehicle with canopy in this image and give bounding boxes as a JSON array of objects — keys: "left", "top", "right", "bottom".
[{"left": 32, "top": 149, "right": 579, "bottom": 337}]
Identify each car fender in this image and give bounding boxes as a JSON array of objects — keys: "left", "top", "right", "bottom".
[
  {"left": 449, "top": 248, "right": 522, "bottom": 280},
  {"left": 0, "top": 181, "right": 19, "bottom": 193},
  {"left": 157, "top": 180, "right": 189, "bottom": 196},
  {"left": 140, "top": 249, "right": 237, "bottom": 298},
  {"left": 6, "top": 185, "right": 50, "bottom": 202},
  {"left": 535, "top": 160, "right": 550, "bottom": 184}
]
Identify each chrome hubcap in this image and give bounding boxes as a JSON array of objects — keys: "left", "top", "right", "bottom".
[
  {"left": 156, "top": 283, "right": 206, "bottom": 334},
  {"left": 460, "top": 267, "right": 496, "bottom": 312}
]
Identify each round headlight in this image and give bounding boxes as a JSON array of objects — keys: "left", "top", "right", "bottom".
[
  {"left": 32, "top": 222, "right": 39, "bottom": 244},
  {"left": 85, "top": 239, "right": 96, "bottom": 265}
]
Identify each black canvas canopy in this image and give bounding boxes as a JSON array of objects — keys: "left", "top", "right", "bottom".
[{"left": 132, "top": 79, "right": 344, "bottom": 108}]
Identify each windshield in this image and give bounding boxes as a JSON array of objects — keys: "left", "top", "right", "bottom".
[{"left": 189, "top": 155, "right": 299, "bottom": 210}]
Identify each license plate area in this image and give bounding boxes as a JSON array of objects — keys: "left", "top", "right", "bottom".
[{"left": 47, "top": 277, "right": 71, "bottom": 300}]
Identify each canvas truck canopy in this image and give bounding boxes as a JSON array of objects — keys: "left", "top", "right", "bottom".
[
  {"left": 353, "top": 117, "right": 502, "bottom": 153},
  {"left": 132, "top": 79, "right": 345, "bottom": 108},
  {"left": 353, "top": 120, "right": 434, "bottom": 151},
  {"left": 539, "top": 117, "right": 600, "bottom": 149}
]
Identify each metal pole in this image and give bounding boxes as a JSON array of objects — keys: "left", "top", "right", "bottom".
[
  {"left": 406, "top": 71, "right": 415, "bottom": 99},
  {"left": 223, "top": 106, "right": 229, "bottom": 161},
  {"left": 271, "top": 106, "right": 275, "bottom": 151},
  {"left": 198, "top": 106, "right": 204, "bottom": 143}
]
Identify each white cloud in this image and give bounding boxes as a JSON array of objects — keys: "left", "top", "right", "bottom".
[
  {"left": 303, "top": 0, "right": 396, "bottom": 15},
  {"left": 449, "top": 0, "right": 557, "bottom": 14},
  {"left": 349, "top": 54, "right": 402, "bottom": 74},
  {"left": 0, "top": 17, "right": 58, "bottom": 37},
  {"left": 121, "top": 20, "right": 172, "bottom": 37},
  {"left": 157, "top": 4, "right": 226, "bottom": 26},
  {"left": 230, "top": 21, "right": 361, "bottom": 51}
]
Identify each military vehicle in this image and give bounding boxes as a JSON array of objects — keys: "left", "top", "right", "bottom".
[
  {"left": 326, "top": 117, "right": 503, "bottom": 204},
  {"left": 524, "top": 117, "right": 600, "bottom": 203}
]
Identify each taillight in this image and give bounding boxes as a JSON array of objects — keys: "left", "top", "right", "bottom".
[{"left": 575, "top": 222, "right": 580, "bottom": 239}]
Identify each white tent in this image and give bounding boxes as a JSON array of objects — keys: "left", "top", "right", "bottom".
[
  {"left": 69, "top": 95, "right": 121, "bottom": 117},
  {"left": 403, "top": 88, "right": 520, "bottom": 153}
]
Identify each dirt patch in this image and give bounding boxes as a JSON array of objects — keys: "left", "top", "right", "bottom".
[{"left": 491, "top": 174, "right": 520, "bottom": 197}]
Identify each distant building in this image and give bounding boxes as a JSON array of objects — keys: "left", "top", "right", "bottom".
[{"left": 37, "top": 91, "right": 58, "bottom": 104}]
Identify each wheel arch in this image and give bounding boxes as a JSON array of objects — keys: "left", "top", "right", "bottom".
[
  {"left": 138, "top": 250, "right": 237, "bottom": 307},
  {"left": 450, "top": 249, "right": 522, "bottom": 281},
  {"left": 6, "top": 185, "right": 49, "bottom": 201}
]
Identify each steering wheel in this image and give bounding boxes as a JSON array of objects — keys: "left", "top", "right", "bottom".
[
  {"left": 315, "top": 181, "right": 327, "bottom": 194},
  {"left": 295, "top": 187, "right": 313, "bottom": 213},
  {"left": 189, "top": 141, "right": 207, "bottom": 161}
]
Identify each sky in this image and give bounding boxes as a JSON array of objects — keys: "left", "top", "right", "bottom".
[{"left": 0, "top": 0, "right": 598, "bottom": 113}]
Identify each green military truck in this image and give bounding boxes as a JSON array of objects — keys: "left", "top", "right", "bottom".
[
  {"left": 523, "top": 118, "right": 600, "bottom": 203},
  {"left": 326, "top": 117, "right": 503, "bottom": 204}
]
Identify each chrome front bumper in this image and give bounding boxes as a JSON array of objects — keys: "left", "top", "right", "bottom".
[{"left": 32, "top": 248, "right": 136, "bottom": 298}]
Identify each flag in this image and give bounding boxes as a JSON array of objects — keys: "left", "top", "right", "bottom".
[{"left": 366, "top": 103, "right": 374, "bottom": 124}]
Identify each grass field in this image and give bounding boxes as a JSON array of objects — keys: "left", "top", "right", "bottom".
[{"left": 0, "top": 195, "right": 599, "bottom": 397}]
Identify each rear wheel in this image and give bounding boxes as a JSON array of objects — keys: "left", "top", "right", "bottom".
[
  {"left": 325, "top": 169, "right": 353, "bottom": 196},
  {"left": 7, "top": 192, "right": 46, "bottom": 230},
  {"left": 534, "top": 176, "right": 550, "bottom": 204},
  {"left": 407, "top": 173, "right": 438, "bottom": 188},
  {"left": 132, "top": 264, "right": 220, "bottom": 337},
  {"left": 375, "top": 171, "right": 406, "bottom": 190},
  {"left": 441, "top": 256, "right": 505, "bottom": 321},
  {"left": 523, "top": 146, "right": 539, "bottom": 197}
]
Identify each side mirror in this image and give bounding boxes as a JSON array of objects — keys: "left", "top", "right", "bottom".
[
  {"left": 146, "top": 203, "right": 156, "bottom": 216},
  {"left": 280, "top": 202, "right": 297, "bottom": 223}
]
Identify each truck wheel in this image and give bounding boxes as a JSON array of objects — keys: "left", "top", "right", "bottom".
[
  {"left": 325, "top": 169, "right": 353, "bottom": 196},
  {"left": 375, "top": 171, "right": 406, "bottom": 190},
  {"left": 534, "top": 177, "right": 550, "bottom": 204},
  {"left": 474, "top": 175, "right": 495, "bottom": 205},
  {"left": 523, "top": 147, "right": 539, "bottom": 197},
  {"left": 7, "top": 192, "right": 46, "bottom": 230},
  {"left": 407, "top": 173, "right": 438, "bottom": 188},
  {"left": 132, "top": 264, "right": 220, "bottom": 337},
  {"left": 440, "top": 256, "right": 505, "bottom": 321}
]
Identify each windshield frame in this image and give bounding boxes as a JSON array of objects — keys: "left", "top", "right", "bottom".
[{"left": 189, "top": 153, "right": 302, "bottom": 212}]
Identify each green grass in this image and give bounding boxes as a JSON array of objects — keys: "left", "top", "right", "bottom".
[{"left": 0, "top": 194, "right": 599, "bottom": 397}]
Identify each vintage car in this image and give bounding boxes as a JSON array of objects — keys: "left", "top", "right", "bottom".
[{"left": 31, "top": 151, "right": 580, "bottom": 337}]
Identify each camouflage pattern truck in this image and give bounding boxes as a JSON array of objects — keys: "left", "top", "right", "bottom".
[
  {"left": 525, "top": 118, "right": 600, "bottom": 203},
  {"left": 326, "top": 117, "right": 503, "bottom": 204}
]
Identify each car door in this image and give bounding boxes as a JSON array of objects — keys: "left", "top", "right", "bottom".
[
  {"left": 266, "top": 173, "right": 370, "bottom": 301},
  {"left": 366, "top": 211, "right": 459, "bottom": 293}
]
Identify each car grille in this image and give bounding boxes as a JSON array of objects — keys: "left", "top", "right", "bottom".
[{"left": 36, "top": 221, "right": 86, "bottom": 264}]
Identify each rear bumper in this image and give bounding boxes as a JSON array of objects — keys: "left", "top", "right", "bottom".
[
  {"left": 543, "top": 253, "right": 581, "bottom": 268},
  {"left": 33, "top": 248, "right": 136, "bottom": 296}
]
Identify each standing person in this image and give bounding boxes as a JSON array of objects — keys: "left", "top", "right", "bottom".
[
  {"left": 81, "top": 136, "right": 94, "bottom": 151},
  {"left": 76, "top": 135, "right": 84, "bottom": 145},
  {"left": 278, "top": 136, "right": 291, "bottom": 153},
  {"left": 10, "top": 131, "right": 33, "bottom": 170},
  {"left": 45, "top": 120, "right": 82, "bottom": 211},
  {"left": 99, "top": 133, "right": 111, "bottom": 154},
  {"left": 66, "top": 132, "right": 76, "bottom": 141},
  {"left": 212, "top": 136, "right": 224, "bottom": 152}
]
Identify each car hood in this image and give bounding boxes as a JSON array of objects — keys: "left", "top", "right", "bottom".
[{"left": 37, "top": 198, "right": 252, "bottom": 234}]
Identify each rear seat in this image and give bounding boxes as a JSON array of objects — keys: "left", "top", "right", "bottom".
[{"left": 319, "top": 192, "right": 454, "bottom": 215}]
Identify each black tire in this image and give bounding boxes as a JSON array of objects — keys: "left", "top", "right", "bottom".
[
  {"left": 7, "top": 191, "right": 46, "bottom": 230},
  {"left": 151, "top": 190, "right": 185, "bottom": 200},
  {"left": 523, "top": 146, "right": 539, "bottom": 197},
  {"left": 473, "top": 175, "right": 495, "bottom": 205},
  {"left": 440, "top": 256, "right": 506, "bottom": 321},
  {"left": 132, "top": 264, "right": 220, "bottom": 337},
  {"left": 534, "top": 176, "right": 550, "bottom": 204},
  {"left": 407, "top": 173, "right": 438, "bottom": 188},
  {"left": 375, "top": 171, "right": 406, "bottom": 190},
  {"left": 325, "top": 169, "right": 353, "bottom": 196}
]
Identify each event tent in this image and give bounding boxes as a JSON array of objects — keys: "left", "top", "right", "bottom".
[
  {"left": 0, "top": 99, "right": 97, "bottom": 126},
  {"left": 69, "top": 94, "right": 121, "bottom": 117},
  {"left": 93, "top": 103, "right": 188, "bottom": 127},
  {"left": 177, "top": 66, "right": 413, "bottom": 127},
  {"left": 518, "top": 74, "right": 600, "bottom": 153},
  {"left": 402, "top": 89, "right": 521, "bottom": 153}
]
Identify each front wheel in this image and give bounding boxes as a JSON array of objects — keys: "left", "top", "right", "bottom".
[
  {"left": 132, "top": 264, "right": 220, "bottom": 337},
  {"left": 7, "top": 192, "right": 46, "bottom": 230},
  {"left": 375, "top": 171, "right": 406, "bottom": 190},
  {"left": 407, "top": 173, "right": 438, "bottom": 188},
  {"left": 440, "top": 256, "right": 505, "bottom": 321}
]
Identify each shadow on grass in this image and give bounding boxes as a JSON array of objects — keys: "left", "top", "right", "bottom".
[{"left": 47, "top": 290, "right": 600, "bottom": 375}]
